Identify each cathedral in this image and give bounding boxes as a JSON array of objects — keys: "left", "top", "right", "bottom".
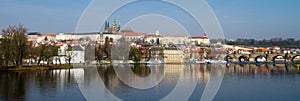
[{"left": 104, "top": 19, "right": 120, "bottom": 34}]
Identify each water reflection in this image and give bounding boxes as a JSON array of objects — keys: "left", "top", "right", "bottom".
[
  {"left": 96, "top": 64, "right": 217, "bottom": 101},
  {"left": 131, "top": 64, "right": 151, "bottom": 77},
  {"left": 225, "top": 64, "right": 300, "bottom": 76},
  {"left": 96, "top": 64, "right": 300, "bottom": 101},
  {"left": 112, "top": 64, "right": 165, "bottom": 89},
  {"left": 0, "top": 64, "right": 300, "bottom": 101},
  {"left": 215, "top": 64, "right": 300, "bottom": 101},
  {"left": 0, "top": 70, "right": 85, "bottom": 101}
]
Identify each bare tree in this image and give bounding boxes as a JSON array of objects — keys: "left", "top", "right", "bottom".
[{"left": 1, "top": 25, "right": 28, "bottom": 67}]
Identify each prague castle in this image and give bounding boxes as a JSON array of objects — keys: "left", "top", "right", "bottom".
[{"left": 104, "top": 19, "right": 120, "bottom": 34}]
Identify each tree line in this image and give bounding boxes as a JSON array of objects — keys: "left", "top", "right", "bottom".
[
  {"left": 226, "top": 38, "right": 300, "bottom": 48},
  {"left": 0, "top": 25, "right": 61, "bottom": 68},
  {"left": 96, "top": 36, "right": 142, "bottom": 63}
]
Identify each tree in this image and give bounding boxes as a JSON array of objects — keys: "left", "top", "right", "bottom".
[
  {"left": 96, "top": 44, "right": 105, "bottom": 62},
  {"left": 129, "top": 47, "right": 142, "bottom": 63},
  {"left": 0, "top": 44, "right": 4, "bottom": 68},
  {"left": 150, "top": 39, "right": 155, "bottom": 44},
  {"left": 96, "top": 37, "right": 112, "bottom": 61},
  {"left": 36, "top": 44, "right": 45, "bottom": 66},
  {"left": 1, "top": 34, "right": 13, "bottom": 67},
  {"left": 103, "top": 37, "right": 111, "bottom": 60},
  {"left": 1, "top": 25, "right": 28, "bottom": 67},
  {"left": 44, "top": 45, "right": 58, "bottom": 66},
  {"left": 36, "top": 44, "right": 58, "bottom": 66},
  {"left": 85, "top": 45, "right": 95, "bottom": 63},
  {"left": 24, "top": 42, "right": 35, "bottom": 66},
  {"left": 66, "top": 45, "right": 73, "bottom": 65}
]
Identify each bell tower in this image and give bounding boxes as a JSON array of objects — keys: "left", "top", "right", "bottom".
[
  {"left": 104, "top": 21, "right": 110, "bottom": 33},
  {"left": 112, "top": 19, "right": 118, "bottom": 34}
]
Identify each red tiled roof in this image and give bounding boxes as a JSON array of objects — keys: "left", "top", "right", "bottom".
[
  {"left": 43, "top": 34, "right": 56, "bottom": 37},
  {"left": 120, "top": 32, "right": 147, "bottom": 36},
  {"left": 191, "top": 36, "right": 208, "bottom": 39}
]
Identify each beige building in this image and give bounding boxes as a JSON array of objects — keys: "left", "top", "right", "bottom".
[
  {"left": 56, "top": 32, "right": 122, "bottom": 43},
  {"left": 36, "top": 34, "right": 56, "bottom": 42},
  {"left": 145, "top": 30, "right": 189, "bottom": 45},
  {"left": 56, "top": 33, "right": 74, "bottom": 41},
  {"left": 190, "top": 33, "right": 210, "bottom": 46},
  {"left": 27, "top": 32, "right": 41, "bottom": 41},
  {"left": 145, "top": 31, "right": 209, "bottom": 46},
  {"left": 163, "top": 48, "right": 185, "bottom": 63},
  {"left": 120, "top": 32, "right": 147, "bottom": 42}
]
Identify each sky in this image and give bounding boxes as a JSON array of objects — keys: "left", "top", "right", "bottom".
[{"left": 0, "top": 0, "right": 300, "bottom": 40}]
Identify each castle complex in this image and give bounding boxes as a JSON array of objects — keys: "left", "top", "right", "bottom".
[{"left": 104, "top": 19, "right": 121, "bottom": 34}]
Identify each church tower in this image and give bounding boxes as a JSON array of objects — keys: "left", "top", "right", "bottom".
[
  {"left": 203, "top": 33, "right": 208, "bottom": 39},
  {"left": 104, "top": 21, "right": 110, "bottom": 33},
  {"left": 155, "top": 30, "right": 160, "bottom": 37},
  {"left": 111, "top": 19, "right": 118, "bottom": 34}
]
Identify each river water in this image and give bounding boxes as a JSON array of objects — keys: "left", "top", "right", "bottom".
[{"left": 0, "top": 64, "right": 300, "bottom": 101}]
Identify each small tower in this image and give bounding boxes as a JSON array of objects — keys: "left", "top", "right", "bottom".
[
  {"left": 104, "top": 21, "right": 110, "bottom": 33},
  {"left": 99, "top": 32, "right": 104, "bottom": 45},
  {"left": 155, "top": 30, "right": 160, "bottom": 37},
  {"left": 118, "top": 24, "right": 121, "bottom": 32},
  {"left": 112, "top": 19, "right": 118, "bottom": 34},
  {"left": 203, "top": 33, "right": 208, "bottom": 39},
  {"left": 155, "top": 30, "right": 160, "bottom": 45}
]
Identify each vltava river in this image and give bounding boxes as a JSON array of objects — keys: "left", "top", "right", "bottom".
[{"left": 1, "top": 64, "right": 300, "bottom": 101}]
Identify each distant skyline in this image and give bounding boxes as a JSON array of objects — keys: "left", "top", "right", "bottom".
[{"left": 0, "top": 0, "right": 299, "bottom": 39}]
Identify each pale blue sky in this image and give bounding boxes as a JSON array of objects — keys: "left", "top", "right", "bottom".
[{"left": 0, "top": 0, "right": 299, "bottom": 39}]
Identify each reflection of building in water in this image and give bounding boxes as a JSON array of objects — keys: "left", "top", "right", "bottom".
[
  {"left": 226, "top": 64, "right": 299, "bottom": 76},
  {"left": 193, "top": 64, "right": 211, "bottom": 84},
  {"left": 0, "top": 69, "right": 76, "bottom": 100},
  {"left": 98, "top": 64, "right": 199, "bottom": 94},
  {"left": 163, "top": 64, "right": 184, "bottom": 73},
  {"left": 148, "top": 46, "right": 164, "bottom": 62},
  {"left": 97, "top": 65, "right": 121, "bottom": 94},
  {"left": 97, "top": 64, "right": 215, "bottom": 90}
]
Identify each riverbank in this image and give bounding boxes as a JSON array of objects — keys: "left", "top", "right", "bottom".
[{"left": 0, "top": 65, "right": 73, "bottom": 72}]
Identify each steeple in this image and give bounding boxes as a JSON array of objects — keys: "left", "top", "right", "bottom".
[
  {"left": 104, "top": 21, "right": 110, "bottom": 33},
  {"left": 103, "top": 18, "right": 120, "bottom": 34},
  {"left": 112, "top": 18, "right": 118, "bottom": 34},
  {"left": 155, "top": 30, "right": 160, "bottom": 37},
  {"left": 118, "top": 25, "right": 121, "bottom": 32},
  {"left": 203, "top": 33, "right": 208, "bottom": 39},
  {"left": 112, "top": 18, "right": 117, "bottom": 26}
]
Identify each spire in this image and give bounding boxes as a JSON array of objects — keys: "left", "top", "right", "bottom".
[
  {"left": 155, "top": 30, "right": 160, "bottom": 37},
  {"left": 203, "top": 33, "right": 208, "bottom": 38},
  {"left": 104, "top": 21, "right": 110, "bottom": 32},
  {"left": 113, "top": 18, "right": 117, "bottom": 25},
  {"left": 118, "top": 25, "right": 121, "bottom": 31},
  {"left": 112, "top": 18, "right": 118, "bottom": 34}
]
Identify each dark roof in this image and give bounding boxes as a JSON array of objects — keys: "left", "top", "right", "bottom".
[
  {"left": 64, "top": 32, "right": 109, "bottom": 35},
  {"left": 28, "top": 32, "right": 41, "bottom": 35},
  {"left": 72, "top": 46, "right": 84, "bottom": 51},
  {"left": 165, "top": 47, "right": 179, "bottom": 50},
  {"left": 101, "top": 32, "right": 114, "bottom": 34}
]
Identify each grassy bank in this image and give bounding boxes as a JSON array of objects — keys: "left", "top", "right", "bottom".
[{"left": 0, "top": 65, "right": 73, "bottom": 71}]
